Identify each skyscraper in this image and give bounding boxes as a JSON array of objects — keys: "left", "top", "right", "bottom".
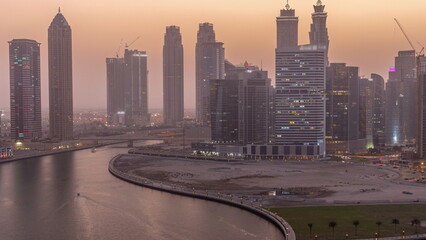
[
  {"left": 276, "top": 1, "right": 298, "bottom": 49},
  {"left": 325, "top": 63, "right": 360, "bottom": 154},
  {"left": 274, "top": 2, "right": 327, "bottom": 159},
  {"left": 417, "top": 56, "right": 426, "bottom": 158},
  {"left": 9, "top": 39, "right": 42, "bottom": 140},
  {"left": 48, "top": 9, "right": 73, "bottom": 140},
  {"left": 195, "top": 23, "right": 225, "bottom": 126},
  {"left": 275, "top": 45, "right": 327, "bottom": 158},
  {"left": 370, "top": 74, "right": 386, "bottom": 148},
  {"left": 210, "top": 63, "right": 271, "bottom": 145},
  {"left": 385, "top": 50, "right": 417, "bottom": 145},
  {"left": 210, "top": 79, "right": 240, "bottom": 143},
  {"left": 106, "top": 58, "right": 125, "bottom": 125},
  {"left": 228, "top": 64, "right": 271, "bottom": 145},
  {"left": 163, "top": 26, "right": 184, "bottom": 126},
  {"left": 359, "top": 77, "right": 374, "bottom": 148},
  {"left": 0, "top": 110, "right": 2, "bottom": 136},
  {"left": 310, "top": 0, "right": 329, "bottom": 63},
  {"left": 124, "top": 49, "right": 149, "bottom": 126},
  {"left": 239, "top": 71, "right": 272, "bottom": 145}
]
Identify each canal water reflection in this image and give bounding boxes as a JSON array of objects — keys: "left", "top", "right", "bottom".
[{"left": 0, "top": 142, "right": 283, "bottom": 240}]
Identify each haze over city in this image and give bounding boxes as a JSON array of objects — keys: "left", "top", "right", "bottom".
[
  {"left": 1, "top": 0, "right": 425, "bottom": 110},
  {"left": 4, "top": 0, "right": 426, "bottom": 240}
]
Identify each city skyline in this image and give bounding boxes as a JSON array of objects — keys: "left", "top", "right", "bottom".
[
  {"left": 2, "top": 2, "right": 426, "bottom": 240},
  {"left": 1, "top": 0, "right": 426, "bottom": 111}
]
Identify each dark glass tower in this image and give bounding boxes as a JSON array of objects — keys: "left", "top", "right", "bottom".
[
  {"left": 210, "top": 63, "right": 271, "bottom": 145},
  {"left": 163, "top": 26, "right": 184, "bottom": 126},
  {"left": 124, "top": 49, "right": 149, "bottom": 126},
  {"left": 370, "top": 74, "right": 386, "bottom": 148},
  {"left": 224, "top": 63, "right": 272, "bottom": 145},
  {"left": 210, "top": 79, "right": 240, "bottom": 143},
  {"left": 48, "top": 9, "right": 73, "bottom": 140},
  {"left": 9, "top": 39, "right": 42, "bottom": 140},
  {"left": 325, "top": 63, "right": 359, "bottom": 154},
  {"left": 417, "top": 56, "right": 426, "bottom": 158},
  {"left": 106, "top": 58, "right": 125, "bottom": 125},
  {"left": 385, "top": 50, "right": 417, "bottom": 145},
  {"left": 195, "top": 23, "right": 225, "bottom": 126},
  {"left": 359, "top": 77, "right": 374, "bottom": 148}
]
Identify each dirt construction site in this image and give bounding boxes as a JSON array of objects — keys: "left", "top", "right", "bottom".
[{"left": 114, "top": 155, "right": 426, "bottom": 207}]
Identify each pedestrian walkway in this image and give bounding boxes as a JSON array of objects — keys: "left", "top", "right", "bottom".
[{"left": 358, "top": 234, "right": 426, "bottom": 240}]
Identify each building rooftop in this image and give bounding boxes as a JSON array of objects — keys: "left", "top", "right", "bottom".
[
  {"left": 50, "top": 8, "right": 69, "bottom": 27},
  {"left": 8, "top": 39, "right": 40, "bottom": 45}
]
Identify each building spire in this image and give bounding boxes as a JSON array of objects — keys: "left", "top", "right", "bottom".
[
  {"left": 285, "top": 0, "right": 291, "bottom": 10},
  {"left": 316, "top": 0, "right": 323, "bottom": 6},
  {"left": 58, "top": 7, "right": 61, "bottom": 13}
]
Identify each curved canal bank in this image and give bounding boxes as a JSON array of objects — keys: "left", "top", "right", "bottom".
[
  {"left": 109, "top": 154, "right": 296, "bottom": 240},
  {"left": 0, "top": 143, "right": 285, "bottom": 240}
]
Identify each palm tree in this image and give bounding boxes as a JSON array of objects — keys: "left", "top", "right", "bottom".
[
  {"left": 353, "top": 220, "right": 360, "bottom": 236},
  {"left": 329, "top": 221, "right": 337, "bottom": 240},
  {"left": 392, "top": 219, "right": 400, "bottom": 233},
  {"left": 308, "top": 223, "right": 313, "bottom": 239},
  {"left": 412, "top": 219, "right": 420, "bottom": 234},
  {"left": 376, "top": 221, "right": 383, "bottom": 236}
]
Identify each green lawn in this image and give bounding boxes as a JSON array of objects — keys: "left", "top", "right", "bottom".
[{"left": 271, "top": 204, "right": 426, "bottom": 239}]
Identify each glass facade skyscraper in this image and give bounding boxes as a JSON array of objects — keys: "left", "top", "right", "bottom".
[
  {"left": 48, "top": 9, "right": 73, "bottom": 140},
  {"left": 325, "top": 63, "right": 359, "bottom": 154},
  {"left": 195, "top": 23, "right": 225, "bottom": 126},
  {"left": 124, "top": 49, "right": 149, "bottom": 126},
  {"left": 385, "top": 50, "right": 417, "bottom": 145},
  {"left": 106, "top": 58, "right": 125, "bottom": 125},
  {"left": 163, "top": 26, "right": 184, "bottom": 126},
  {"left": 9, "top": 39, "right": 42, "bottom": 140}
]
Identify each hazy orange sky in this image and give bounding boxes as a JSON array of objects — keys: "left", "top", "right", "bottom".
[{"left": 1, "top": 0, "right": 426, "bottom": 111}]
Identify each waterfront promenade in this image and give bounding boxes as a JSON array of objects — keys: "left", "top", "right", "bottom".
[{"left": 0, "top": 140, "right": 127, "bottom": 164}]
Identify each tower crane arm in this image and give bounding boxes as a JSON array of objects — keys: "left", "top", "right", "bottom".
[
  {"left": 125, "top": 36, "right": 140, "bottom": 48},
  {"left": 394, "top": 18, "right": 417, "bottom": 52},
  {"left": 116, "top": 38, "right": 123, "bottom": 58}
]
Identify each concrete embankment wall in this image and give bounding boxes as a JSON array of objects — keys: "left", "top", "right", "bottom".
[
  {"left": 0, "top": 141, "right": 128, "bottom": 164},
  {"left": 109, "top": 154, "right": 296, "bottom": 240}
]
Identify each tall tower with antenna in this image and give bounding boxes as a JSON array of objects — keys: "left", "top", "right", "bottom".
[
  {"left": 276, "top": 0, "right": 298, "bottom": 49},
  {"left": 310, "top": 0, "right": 329, "bottom": 63},
  {"left": 48, "top": 8, "right": 73, "bottom": 140}
]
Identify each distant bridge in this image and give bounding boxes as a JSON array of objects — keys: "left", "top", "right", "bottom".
[{"left": 80, "top": 134, "right": 183, "bottom": 147}]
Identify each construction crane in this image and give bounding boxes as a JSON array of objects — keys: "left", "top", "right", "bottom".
[
  {"left": 394, "top": 18, "right": 424, "bottom": 56},
  {"left": 125, "top": 36, "right": 140, "bottom": 49},
  {"left": 115, "top": 38, "right": 123, "bottom": 58}
]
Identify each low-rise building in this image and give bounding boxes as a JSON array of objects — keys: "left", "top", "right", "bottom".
[
  {"left": 0, "top": 146, "right": 13, "bottom": 159},
  {"left": 192, "top": 142, "right": 325, "bottom": 160}
]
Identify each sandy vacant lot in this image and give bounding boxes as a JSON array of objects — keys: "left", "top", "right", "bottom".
[{"left": 114, "top": 155, "right": 426, "bottom": 207}]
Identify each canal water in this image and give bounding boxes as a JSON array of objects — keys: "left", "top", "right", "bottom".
[{"left": 0, "top": 142, "right": 283, "bottom": 240}]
